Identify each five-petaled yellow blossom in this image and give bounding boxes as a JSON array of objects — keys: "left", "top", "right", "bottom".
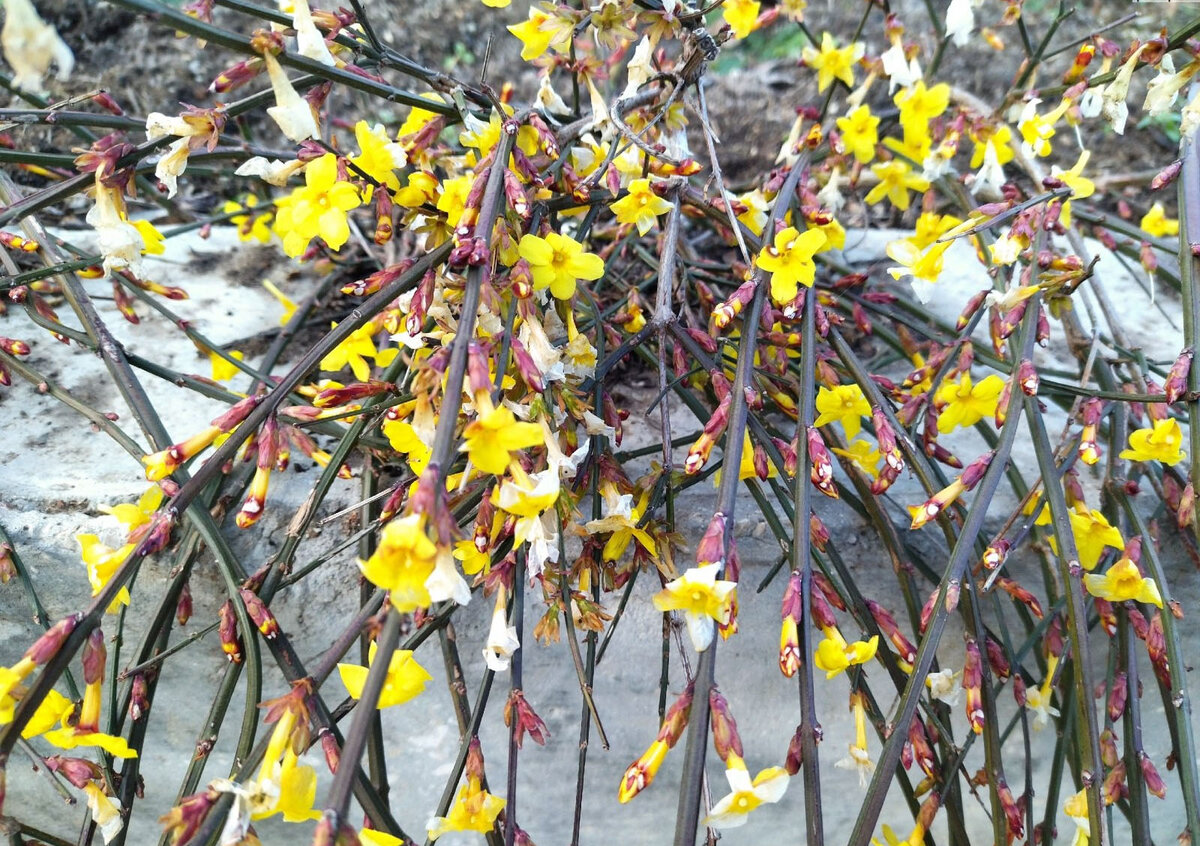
[
  {"left": 584, "top": 483, "right": 658, "bottom": 563},
  {"left": 723, "top": 0, "right": 761, "bottom": 39},
  {"left": 1017, "top": 98, "right": 1069, "bottom": 158},
  {"left": 223, "top": 195, "right": 274, "bottom": 243},
  {"left": 99, "top": 485, "right": 163, "bottom": 534},
  {"left": 865, "top": 160, "right": 930, "bottom": 211},
  {"left": 836, "top": 105, "right": 880, "bottom": 164},
  {"left": 611, "top": 178, "right": 674, "bottom": 235},
  {"left": 886, "top": 239, "right": 952, "bottom": 303},
  {"left": 351, "top": 120, "right": 407, "bottom": 192},
  {"left": 319, "top": 321, "right": 396, "bottom": 382},
  {"left": 338, "top": 642, "right": 432, "bottom": 708},
  {"left": 1063, "top": 790, "right": 1091, "bottom": 846},
  {"left": 1049, "top": 508, "right": 1124, "bottom": 571},
  {"left": 427, "top": 776, "right": 506, "bottom": 840},
  {"left": 1049, "top": 150, "right": 1095, "bottom": 227},
  {"left": 814, "top": 384, "right": 871, "bottom": 439},
  {"left": 653, "top": 563, "right": 737, "bottom": 652},
  {"left": 1119, "top": 418, "right": 1186, "bottom": 465},
  {"left": 895, "top": 80, "right": 950, "bottom": 136},
  {"left": 1084, "top": 555, "right": 1163, "bottom": 607},
  {"left": 518, "top": 231, "right": 605, "bottom": 299},
  {"left": 935, "top": 373, "right": 1005, "bottom": 434},
  {"left": 813, "top": 628, "right": 879, "bottom": 679},
  {"left": 76, "top": 535, "right": 134, "bottom": 613},
  {"left": 359, "top": 514, "right": 439, "bottom": 612},
  {"left": 507, "top": 6, "right": 571, "bottom": 61},
  {"left": 1141, "top": 202, "right": 1180, "bottom": 238},
  {"left": 461, "top": 398, "right": 544, "bottom": 474},
  {"left": 801, "top": 33, "right": 864, "bottom": 93},
  {"left": 273, "top": 153, "right": 361, "bottom": 257},
  {"left": 831, "top": 440, "right": 882, "bottom": 480},
  {"left": 701, "top": 756, "right": 789, "bottom": 829},
  {"left": 756, "top": 226, "right": 827, "bottom": 304}
]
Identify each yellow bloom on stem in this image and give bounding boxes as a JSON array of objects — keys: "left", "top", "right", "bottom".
[
  {"left": 209, "top": 349, "right": 244, "bottom": 382},
  {"left": 814, "top": 384, "right": 871, "bottom": 439},
  {"left": 320, "top": 321, "right": 390, "bottom": 382},
  {"left": 653, "top": 563, "right": 737, "bottom": 652},
  {"left": 935, "top": 373, "right": 1005, "bottom": 434},
  {"left": 756, "top": 226, "right": 827, "bottom": 304},
  {"left": 338, "top": 642, "right": 432, "bottom": 707},
  {"left": 427, "top": 776, "right": 505, "bottom": 840},
  {"left": 801, "top": 32, "right": 864, "bottom": 93},
  {"left": 132, "top": 219, "right": 165, "bottom": 255},
  {"left": 969, "top": 124, "right": 1015, "bottom": 168},
  {"left": 99, "top": 485, "right": 164, "bottom": 534},
  {"left": 359, "top": 514, "right": 439, "bottom": 612},
  {"left": 886, "top": 239, "right": 952, "bottom": 303},
  {"left": 831, "top": 440, "right": 882, "bottom": 481},
  {"left": 1048, "top": 508, "right": 1124, "bottom": 571},
  {"left": 1141, "top": 201, "right": 1180, "bottom": 238},
  {"left": 43, "top": 679, "right": 137, "bottom": 759},
  {"left": 273, "top": 153, "right": 361, "bottom": 257},
  {"left": 382, "top": 418, "right": 433, "bottom": 474},
  {"left": 351, "top": 120, "right": 406, "bottom": 191},
  {"left": 813, "top": 627, "right": 878, "bottom": 679},
  {"left": 584, "top": 483, "right": 658, "bottom": 563},
  {"left": 723, "top": 0, "right": 761, "bottom": 39},
  {"left": 611, "top": 178, "right": 673, "bottom": 235},
  {"left": 77, "top": 535, "right": 133, "bottom": 612},
  {"left": 223, "top": 195, "right": 274, "bottom": 243},
  {"left": 1064, "top": 790, "right": 1091, "bottom": 846},
  {"left": 517, "top": 231, "right": 605, "bottom": 299},
  {"left": 507, "top": 6, "right": 569, "bottom": 61},
  {"left": 836, "top": 104, "right": 880, "bottom": 164},
  {"left": 894, "top": 80, "right": 950, "bottom": 137},
  {"left": 1050, "top": 149, "right": 1095, "bottom": 227},
  {"left": 834, "top": 692, "right": 875, "bottom": 787},
  {"left": 910, "top": 212, "right": 964, "bottom": 249},
  {"left": 461, "top": 399, "right": 544, "bottom": 475},
  {"left": 1119, "top": 418, "right": 1186, "bottom": 465},
  {"left": 701, "top": 756, "right": 789, "bottom": 829},
  {"left": 1017, "top": 98, "right": 1069, "bottom": 158},
  {"left": 1084, "top": 555, "right": 1163, "bottom": 607},
  {"left": 865, "top": 160, "right": 930, "bottom": 211}
]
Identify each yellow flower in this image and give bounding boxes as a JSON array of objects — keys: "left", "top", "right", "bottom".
[
  {"left": 831, "top": 440, "right": 882, "bottom": 481},
  {"left": 723, "top": 0, "right": 761, "bottom": 39},
  {"left": 383, "top": 418, "right": 433, "bottom": 474},
  {"left": 507, "top": 6, "right": 570, "bottom": 61},
  {"left": 836, "top": 105, "right": 879, "bottom": 164},
  {"left": 224, "top": 195, "right": 275, "bottom": 243},
  {"left": 1050, "top": 150, "right": 1095, "bottom": 227},
  {"left": 351, "top": 120, "right": 406, "bottom": 191},
  {"left": 1119, "top": 418, "right": 1186, "bottom": 465},
  {"left": 209, "top": 349, "right": 244, "bottom": 382},
  {"left": 517, "top": 231, "right": 605, "bottom": 299},
  {"left": 969, "top": 124, "right": 1015, "bottom": 168},
  {"left": 1017, "top": 98, "right": 1069, "bottom": 158},
  {"left": 360, "top": 831, "right": 406, "bottom": 846},
  {"left": 935, "top": 373, "right": 1004, "bottom": 433},
  {"left": 262, "top": 279, "right": 298, "bottom": 326},
  {"left": 338, "top": 642, "right": 432, "bottom": 708},
  {"left": 894, "top": 80, "right": 950, "bottom": 137},
  {"left": 910, "top": 212, "right": 963, "bottom": 249},
  {"left": 653, "top": 563, "right": 737, "bottom": 652},
  {"left": 886, "top": 239, "right": 952, "bottom": 303},
  {"left": 1084, "top": 555, "right": 1163, "bottom": 607},
  {"left": 99, "top": 485, "right": 164, "bottom": 534},
  {"left": 865, "top": 160, "right": 930, "bottom": 211},
  {"left": 756, "top": 226, "right": 827, "bottom": 304},
  {"left": 814, "top": 384, "right": 871, "bottom": 439},
  {"left": 461, "top": 400, "right": 544, "bottom": 475},
  {"left": 801, "top": 32, "right": 864, "bottom": 93},
  {"left": 132, "top": 219, "right": 165, "bottom": 255},
  {"left": 42, "top": 679, "right": 138, "bottom": 759},
  {"left": 272, "top": 153, "right": 361, "bottom": 257},
  {"left": 1064, "top": 790, "right": 1091, "bottom": 846},
  {"left": 1141, "top": 202, "right": 1180, "bottom": 238},
  {"left": 359, "top": 514, "right": 439, "bottom": 612},
  {"left": 427, "top": 776, "right": 505, "bottom": 840},
  {"left": 611, "top": 178, "right": 673, "bottom": 235},
  {"left": 813, "top": 628, "right": 879, "bottom": 678},
  {"left": 702, "top": 757, "right": 789, "bottom": 829},
  {"left": 320, "top": 321, "right": 392, "bottom": 382},
  {"left": 482, "top": 0, "right": 510, "bottom": 6},
  {"left": 1048, "top": 508, "right": 1124, "bottom": 571},
  {"left": 77, "top": 535, "right": 133, "bottom": 612},
  {"left": 584, "top": 483, "right": 657, "bottom": 563}
]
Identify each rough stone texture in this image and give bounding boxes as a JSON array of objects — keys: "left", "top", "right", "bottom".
[{"left": 1, "top": 227, "right": 1196, "bottom": 846}]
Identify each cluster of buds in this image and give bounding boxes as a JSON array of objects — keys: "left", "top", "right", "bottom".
[
  {"left": 870, "top": 408, "right": 904, "bottom": 494},
  {"left": 618, "top": 681, "right": 694, "bottom": 802},
  {"left": 142, "top": 394, "right": 262, "bottom": 481},
  {"left": 807, "top": 427, "right": 837, "bottom": 498},
  {"left": 235, "top": 415, "right": 282, "bottom": 529},
  {"left": 909, "top": 451, "right": 995, "bottom": 530}
]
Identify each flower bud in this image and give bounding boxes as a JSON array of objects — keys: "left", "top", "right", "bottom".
[
  {"left": 130, "top": 673, "right": 149, "bottom": 721},
  {"left": 963, "top": 639, "right": 985, "bottom": 734},
  {"left": 1164, "top": 347, "right": 1193, "bottom": 405},
  {"left": 709, "top": 686, "right": 743, "bottom": 762},
  {"left": 1103, "top": 758, "right": 1127, "bottom": 805},
  {"left": 785, "top": 724, "right": 804, "bottom": 775},
  {"left": 26, "top": 614, "right": 81, "bottom": 665},
  {"left": 82, "top": 628, "right": 106, "bottom": 685},
  {"left": 505, "top": 690, "right": 550, "bottom": 748},
  {"left": 1108, "top": 671, "right": 1127, "bottom": 721},
  {"left": 45, "top": 756, "right": 103, "bottom": 789},
  {"left": 807, "top": 427, "right": 837, "bottom": 498},
  {"left": 218, "top": 599, "right": 242, "bottom": 663},
  {"left": 1140, "top": 751, "right": 1168, "bottom": 799},
  {"left": 695, "top": 512, "right": 727, "bottom": 568}
]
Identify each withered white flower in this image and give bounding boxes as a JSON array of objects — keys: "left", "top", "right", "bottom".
[
  {"left": 483, "top": 586, "right": 521, "bottom": 672},
  {"left": 1, "top": 0, "right": 73, "bottom": 93},
  {"left": 622, "top": 36, "right": 655, "bottom": 98},
  {"left": 291, "top": 0, "right": 335, "bottom": 66},
  {"left": 880, "top": 44, "right": 920, "bottom": 94},
  {"left": 1100, "top": 44, "right": 1146, "bottom": 135},
  {"left": 234, "top": 155, "right": 307, "bottom": 185},
  {"left": 944, "top": 0, "right": 975, "bottom": 47},
  {"left": 85, "top": 180, "right": 145, "bottom": 275},
  {"left": 536, "top": 74, "right": 570, "bottom": 119},
  {"left": 263, "top": 51, "right": 319, "bottom": 142},
  {"left": 970, "top": 139, "right": 1006, "bottom": 200}
]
